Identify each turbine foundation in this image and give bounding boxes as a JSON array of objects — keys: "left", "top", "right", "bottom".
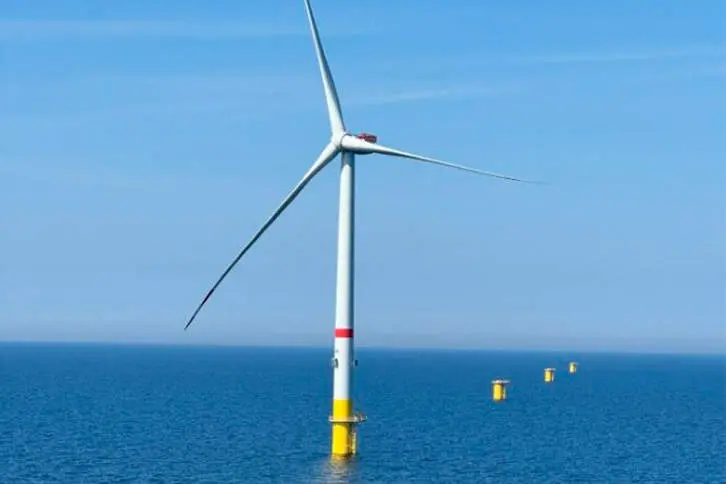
[
  {"left": 492, "top": 379, "right": 510, "bottom": 402},
  {"left": 544, "top": 367, "right": 556, "bottom": 383},
  {"left": 329, "top": 403, "right": 367, "bottom": 457}
]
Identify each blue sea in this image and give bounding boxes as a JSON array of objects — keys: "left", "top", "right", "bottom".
[{"left": 0, "top": 343, "right": 724, "bottom": 483}]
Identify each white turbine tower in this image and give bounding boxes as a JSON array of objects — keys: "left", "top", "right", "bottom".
[{"left": 184, "top": 0, "right": 539, "bottom": 458}]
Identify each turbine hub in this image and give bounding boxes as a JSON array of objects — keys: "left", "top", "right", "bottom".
[{"left": 356, "top": 132, "right": 378, "bottom": 143}]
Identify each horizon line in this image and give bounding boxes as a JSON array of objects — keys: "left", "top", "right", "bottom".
[{"left": 1, "top": 339, "right": 723, "bottom": 357}]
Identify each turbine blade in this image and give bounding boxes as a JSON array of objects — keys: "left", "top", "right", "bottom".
[
  {"left": 184, "top": 142, "right": 340, "bottom": 330},
  {"left": 303, "top": 0, "right": 345, "bottom": 134},
  {"left": 341, "top": 137, "right": 542, "bottom": 184}
]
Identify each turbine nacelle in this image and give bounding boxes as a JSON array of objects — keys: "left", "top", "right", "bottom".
[
  {"left": 357, "top": 133, "right": 378, "bottom": 143},
  {"left": 340, "top": 133, "right": 378, "bottom": 155}
]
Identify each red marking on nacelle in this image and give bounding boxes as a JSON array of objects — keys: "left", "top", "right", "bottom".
[{"left": 357, "top": 132, "right": 378, "bottom": 143}]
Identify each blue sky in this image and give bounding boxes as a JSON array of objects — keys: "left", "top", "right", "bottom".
[{"left": 1, "top": 0, "right": 724, "bottom": 353}]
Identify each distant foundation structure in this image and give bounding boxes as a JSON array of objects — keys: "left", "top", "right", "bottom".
[
  {"left": 544, "top": 367, "right": 556, "bottom": 383},
  {"left": 492, "top": 379, "right": 510, "bottom": 402}
]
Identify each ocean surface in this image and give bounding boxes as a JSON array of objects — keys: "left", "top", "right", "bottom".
[{"left": 0, "top": 343, "right": 724, "bottom": 483}]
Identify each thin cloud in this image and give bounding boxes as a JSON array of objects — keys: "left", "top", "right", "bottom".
[
  {"left": 1, "top": 86, "right": 499, "bottom": 125},
  {"left": 0, "top": 19, "right": 368, "bottom": 41},
  {"left": 0, "top": 158, "right": 255, "bottom": 191},
  {"left": 3, "top": 70, "right": 508, "bottom": 122},
  {"left": 349, "top": 86, "right": 503, "bottom": 106},
  {"left": 515, "top": 45, "right": 726, "bottom": 65},
  {"left": 1, "top": 72, "right": 314, "bottom": 122},
  {"left": 703, "top": 63, "right": 726, "bottom": 75},
  {"left": 3, "top": 72, "right": 311, "bottom": 96}
]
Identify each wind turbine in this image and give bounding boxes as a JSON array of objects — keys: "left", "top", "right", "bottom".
[{"left": 184, "top": 0, "right": 538, "bottom": 458}]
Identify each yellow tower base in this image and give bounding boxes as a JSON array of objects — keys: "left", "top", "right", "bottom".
[
  {"left": 569, "top": 362, "right": 578, "bottom": 374},
  {"left": 329, "top": 399, "right": 366, "bottom": 458},
  {"left": 544, "top": 367, "right": 556, "bottom": 383},
  {"left": 492, "top": 379, "right": 510, "bottom": 402}
]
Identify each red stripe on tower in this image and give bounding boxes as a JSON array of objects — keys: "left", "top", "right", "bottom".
[{"left": 335, "top": 328, "right": 353, "bottom": 338}]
